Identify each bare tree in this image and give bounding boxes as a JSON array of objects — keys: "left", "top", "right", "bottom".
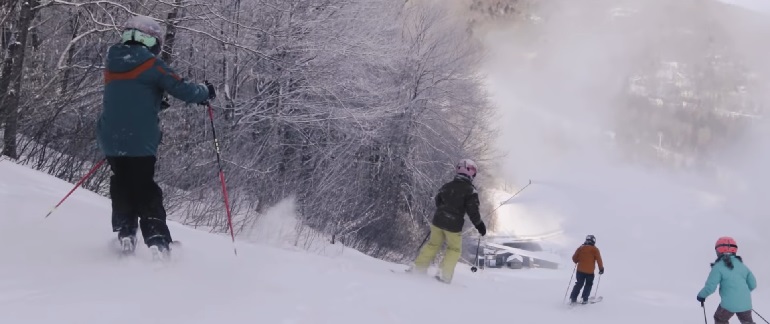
[
  {"left": 0, "top": 0, "right": 497, "bottom": 260},
  {"left": 1, "top": 0, "right": 39, "bottom": 158}
]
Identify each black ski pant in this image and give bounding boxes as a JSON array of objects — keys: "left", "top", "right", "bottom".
[
  {"left": 570, "top": 271, "right": 595, "bottom": 302},
  {"left": 107, "top": 156, "right": 171, "bottom": 246}
]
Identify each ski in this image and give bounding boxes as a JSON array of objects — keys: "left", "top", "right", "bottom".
[
  {"left": 111, "top": 238, "right": 181, "bottom": 262},
  {"left": 567, "top": 296, "right": 603, "bottom": 308},
  {"left": 389, "top": 269, "right": 466, "bottom": 287},
  {"left": 390, "top": 268, "right": 417, "bottom": 275}
]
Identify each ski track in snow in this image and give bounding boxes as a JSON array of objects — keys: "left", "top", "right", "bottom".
[{"left": 1, "top": 159, "right": 768, "bottom": 323}]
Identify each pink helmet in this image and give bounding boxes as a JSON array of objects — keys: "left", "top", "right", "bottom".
[
  {"left": 456, "top": 159, "right": 478, "bottom": 179},
  {"left": 715, "top": 236, "right": 737, "bottom": 254}
]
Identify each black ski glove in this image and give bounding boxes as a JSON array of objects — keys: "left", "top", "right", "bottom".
[
  {"left": 697, "top": 296, "right": 705, "bottom": 305},
  {"left": 475, "top": 222, "right": 486, "bottom": 236},
  {"left": 205, "top": 80, "right": 216, "bottom": 100},
  {"left": 199, "top": 81, "right": 216, "bottom": 105},
  {"left": 599, "top": 268, "right": 604, "bottom": 275},
  {"left": 160, "top": 95, "right": 170, "bottom": 111}
]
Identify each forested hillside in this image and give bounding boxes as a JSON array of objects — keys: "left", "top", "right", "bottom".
[
  {"left": 3, "top": 0, "right": 768, "bottom": 260},
  {"left": 0, "top": 0, "right": 495, "bottom": 260}
]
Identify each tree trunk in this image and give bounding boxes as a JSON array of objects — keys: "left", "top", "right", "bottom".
[
  {"left": 0, "top": 0, "right": 38, "bottom": 159},
  {"left": 160, "top": 0, "right": 182, "bottom": 65},
  {"left": 60, "top": 13, "right": 80, "bottom": 94}
]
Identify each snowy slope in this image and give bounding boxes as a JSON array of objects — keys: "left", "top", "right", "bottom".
[
  {"left": 2, "top": 154, "right": 769, "bottom": 324},
  {"left": 477, "top": 0, "right": 770, "bottom": 321}
]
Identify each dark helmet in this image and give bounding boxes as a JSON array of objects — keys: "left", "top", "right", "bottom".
[{"left": 584, "top": 235, "right": 596, "bottom": 245}]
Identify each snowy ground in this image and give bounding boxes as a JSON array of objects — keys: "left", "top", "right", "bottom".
[
  {"left": 4, "top": 1, "right": 766, "bottom": 322},
  {"left": 2, "top": 157, "right": 769, "bottom": 324}
]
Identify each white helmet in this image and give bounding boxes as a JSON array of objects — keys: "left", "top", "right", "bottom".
[{"left": 456, "top": 159, "right": 478, "bottom": 179}]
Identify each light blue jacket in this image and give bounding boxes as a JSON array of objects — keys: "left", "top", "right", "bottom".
[{"left": 698, "top": 255, "right": 757, "bottom": 313}]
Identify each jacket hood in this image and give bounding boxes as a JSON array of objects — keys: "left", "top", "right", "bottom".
[
  {"left": 106, "top": 43, "right": 156, "bottom": 73},
  {"left": 454, "top": 174, "right": 473, "bottom": 183}
]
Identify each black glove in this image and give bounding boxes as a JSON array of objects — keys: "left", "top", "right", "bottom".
[
  {"left": 160, "top": 95, "right": 170, "bottom": 111},
  {"left": 599, "top": 268, "right": 604, "bottom": 275},
  {"left": 697, "top": 296, "right": 705, "bottom": 306},
  {"left": 198, "top": 81, "right": 216, "bottom": 106},
  {"left": 475, "top": 222, "right": 486, "bottom": 236},
  {"left": 205, "top": 80, "right": 216, "bottom": 100}
]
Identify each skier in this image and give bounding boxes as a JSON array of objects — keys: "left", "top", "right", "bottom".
[
  {"left": 569, "top": 234, "right": 604, "bottom": 304},
  {"left": 410, "top": 159, "right": 486, "bottom": 284},
  {"left": 97, "top": 15, "right": 215, "bottom": 258},
  {"left": 697, "top": 237, "right": 757, "bottom": 324}
]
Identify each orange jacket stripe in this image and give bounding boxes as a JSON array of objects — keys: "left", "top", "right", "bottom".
[
  {"left": 156, "top": 66, "right": 181, "bottom": 81},
  {"left": 104, "top": 58, "right": 157, "bottom": 84}
]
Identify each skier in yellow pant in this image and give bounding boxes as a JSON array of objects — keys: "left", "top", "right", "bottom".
[{"left": 411, "top": 159, "right": 486, "bottom": 284}]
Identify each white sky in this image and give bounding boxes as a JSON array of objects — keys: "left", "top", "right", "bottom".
[{"left": 720, "top": 0, "right": 770, "bottom": 13}]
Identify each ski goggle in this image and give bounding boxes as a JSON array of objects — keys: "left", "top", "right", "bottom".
[{"left": 121, "top": 29, "right": 158, "bottom": 48}]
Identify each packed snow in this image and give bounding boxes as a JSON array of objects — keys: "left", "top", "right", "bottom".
[{"left": 1, "top": 148, "right": 768, "bottom": 324}]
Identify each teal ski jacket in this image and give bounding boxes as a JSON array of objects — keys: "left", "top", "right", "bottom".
[
  {"left": 698, "top": 255, "right": 757, "bottom": 313},
  {"left": 97, "top": 43, "right": 209, "bottom": 157}
]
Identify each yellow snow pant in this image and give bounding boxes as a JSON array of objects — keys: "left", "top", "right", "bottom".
[{"left": 413, "top": 225, "right": 462, "bottom": 282}]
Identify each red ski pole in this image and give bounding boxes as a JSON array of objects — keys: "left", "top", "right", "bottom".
[
  {"left": 207, "top": 103, "right": 237, "bottom": 256},
  {"left": 45, "top": 158, "right": 107, "bottom": 218}
]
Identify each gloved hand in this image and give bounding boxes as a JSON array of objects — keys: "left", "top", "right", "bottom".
[
  {"left": 599, "top": 268, "right": 604, "bottom": 275},
  {"left": 160, "top": 96, "right": 170, "bottom": 111},
  {"left": 475, "top": 222, "right": 486, "bottom": 236},
  {"left": 198, "top": 81, "right": 216, "bottom": 105},
  {"left": 205, "top": 80, "right": 216, "bottom": 100},
  {"left": 697, "top": 295, "right": 705, "bottom": 306}
]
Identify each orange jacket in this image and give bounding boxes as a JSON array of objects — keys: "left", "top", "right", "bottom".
[{"left": 572, "top": 244, "right": 604, "bottom": 274}]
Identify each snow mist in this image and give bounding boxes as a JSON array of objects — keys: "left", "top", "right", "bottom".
[{"left": 478, "top": 0, "right": 770, "bottom": 289}]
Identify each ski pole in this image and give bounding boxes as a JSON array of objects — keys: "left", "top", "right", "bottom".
[
  {"left": 563, "top": 264, "right": 576, "bottom": 303},
  {"left": 593, "top": 274, "right": 602, "bottom": 299},
  {"left": 702, "top": 303, "right": 708, "bottom": 324},
  {"left": 499, "top": 179, "right": 533, "bottom": 205},
  {"left": 207, "top": 103, "right": 237, "bottom": 256},
  {"left": 462, "top": 179, "right": 532, "bottom": 235},
  {"left": 45, "top": 158, "right": 106, "bottom": 218},
  {"left": 754, "top": 309, "right": 770, "bottom": 324},
  {"left": 471, "top": 236, "right": 482, "bottom": 272},
  {"left": 414, "top": 231, "right": 430, "bottom": 254}
]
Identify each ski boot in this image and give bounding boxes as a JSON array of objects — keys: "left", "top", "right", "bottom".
[
  {"left": 434, "top": 274, "right": 452, "bottom": 284},
  {"left": 119, "top": 236, "right": 137, "bottom": 255},
  {"left": 404, "top": 265, "right": 427, "bottom": 275},
  {"left": 147, "top": 237, "right": 171, "bottom": 261}
]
